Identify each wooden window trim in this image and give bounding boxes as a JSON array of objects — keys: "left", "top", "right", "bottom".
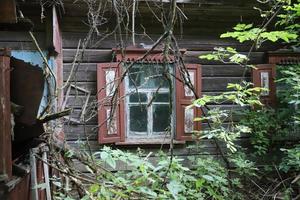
[
  {"left": 97, "top": 62, "right": 202, "bottom": 144},
  {"left": 175, "top": 64, "right": 202, "bottom": 141},
  {"left": 97, "top": 48, "right": 202, "bottom": 144},
  {"left": 97, "top": 63, "right": 125, "bottom": 144},
  {"left": 252, "top": 64, "right": 276, "bottom": 107}
]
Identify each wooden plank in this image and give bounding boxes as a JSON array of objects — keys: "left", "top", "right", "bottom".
[
  {"left": 60, "top": 1, "right": 261, "bottom": 17},
  {"left": 0, "top": 31, "right": 45, "bottom": 42},
  {"left": 0, "top": 32, "right": 46, "bottom": 50},
  {"left": 0, "top": 51, "right": 12, "bottom": 180},
  {"left": 63, "top": 76, "right": 249, "bottom": 95},
  {"left": 60, "top": 16, "right": 249, "bottom": 35},
  {"left": 185, "top": 51, "right": 266, "bottom": 64},
  {"left": 63, "top": 49, "right": 266, "bottom": 64},
  {"left": 64, "top": 124, "right": 98, "bottom": 140},
  {"left": 64, "top": 122, "right": 250, "bottom": 141},
  {"left": 0, "top": 0, "right": 17, "bottom": 23},
  {"left": 71, "top": 154, "right": 229, "bottom": 172},
  {"left": 66, "top": 138, "right": 250, "bottom": 152},
  {"left": 202, "top": 77, "right": 251, "bottom": 92},
  {"left": 63, "top": 63, "right": 250, "bottom": 82},
  {"left": 62, "top": 95, "right": 96, "bottom": 108},
  {"left": 63, "top": 49, "right": 113, "bottom": 63},
  {"left": 62, "top": 32, "right": 281, "bottom": 51},
  {"left": 66, "top": 104, "right": 245, "bottom": 126}
]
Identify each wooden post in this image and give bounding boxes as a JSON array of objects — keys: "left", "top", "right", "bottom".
[
  {"left": 30, "top": 149, "right": 39, "bottom": 200},
  {"left": 0, "top": 48, "right": 12, "bottom": 181}
]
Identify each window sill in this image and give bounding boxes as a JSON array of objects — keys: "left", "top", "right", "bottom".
[{"left": 115, "top": 138, "right": 185, "bottom": 145}]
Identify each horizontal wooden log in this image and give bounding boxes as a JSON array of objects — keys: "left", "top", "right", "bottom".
[
  {"left": 64, "top": 124, "right": 98, "bottom": 140},
  {"left": 203, "top": 77, "right": 251, "bottom": 92},
  {"left": 60, "top": 1, "right": 261, "bottom": 18},
  {"left": 60, "top": 16, "right": 251, "bottom": 35},
  {"left": 63, "top": 49, "right": 266, "bottom": 64},
  {"left": 65, "top": 104, "right": 246, "bottom": 126},
  {"left": 62, "top": 32, "right": 281, "bottom": 51},
  {"left": 63, "top": 63, "right": 251, "bottom": 82},
  {"left": 63, "top": 49, "right": 113, "bottom": 63},
  {"left": 0, "top": 31, "right": 46, "bottom": 49},
  {"left": 66, "top": 138, "right": 250, "bottom": 153},
  {"left": 62, "top": 76, "right": 250, "bottom": 96},
  {"left": 185, "top": 51, "right": 266, "bottom": 64},
  {"left": 71, "top": 154, "right": 232, "bottom": 172},
  {"left": 65, "top": 122, "right": 250, "bottom": 141}
]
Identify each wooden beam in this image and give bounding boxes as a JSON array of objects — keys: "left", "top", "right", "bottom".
[
  {"left": 0, "top": 48, "right": 12, "bottom": 181},
  {"left": 0, "top": 0, "right": 17, "bottom": 24}
]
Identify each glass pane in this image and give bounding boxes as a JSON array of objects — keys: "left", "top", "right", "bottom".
[
  {"left": 129, "top": 93, "right": 147, "bottom": 102},
  {"left": 128, "top": 67, "right": 142, "bottom": 88},
  {"left": 153, "top": 105, "right": 171, "bottom": 132},
  {"left": 106, "top": 109, "right": 117, "bottom": 135},
  {"left": 129, "top": 105, "right": 147, "bottom": 132},
  {"left": 260, "top": 72, "right": 270, "bottom": 96},
  {"left": 185, "top": 70, "right": 195, "bottom": 97},
  {"left": 128, "top": 64, "right": 169, "bottom": 89},
  {"left": 153, "top": 93, "right": 169, "bottom": 102},
  {"left": 105, "top": 70, "right": 116, "bottom": 96},
  {"left": 184, "top": 108, "right": 194, "bottom": 133}
]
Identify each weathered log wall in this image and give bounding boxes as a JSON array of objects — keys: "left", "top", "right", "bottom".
[
  {"left": 59, "top": 1, "right": 274, "bottom": 170},
  {"left": 5, "top": 1, "right": 277, "bottom": 170}
]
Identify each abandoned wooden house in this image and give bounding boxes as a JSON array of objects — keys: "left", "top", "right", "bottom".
[{"left": 0, "top": 0, "right": 299, "bottom": 199}]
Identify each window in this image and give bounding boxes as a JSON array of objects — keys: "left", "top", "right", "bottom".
[
  {"left": 97, "top": 49, "right": 201, "bottom": 144},
  {"left": 252, "top": 64, "right": 276, "bottom": 107},
  {"left": 125, "top": 63, "right": 173, "bottom": 139}
]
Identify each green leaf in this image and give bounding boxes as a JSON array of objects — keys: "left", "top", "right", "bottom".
[
  {"left": 167, "top": 180, "right": 184, "bottom": 200},
  {"left": 139, "top": 187, "right": 157, "bottom": 198},
  {"left": 89, "top": 184, "right": 99, "bottom": 193},
  {"left": 202, "top": 175, "right": 214, "bottom": 182},
  {"left": 196, "top": 179, "right": 205, "bottom": 189},
  {"left": 101, "top": 151, "right": 116, "bottom": 169}
]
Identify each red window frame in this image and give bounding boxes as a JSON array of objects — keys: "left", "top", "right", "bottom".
[
  {"left": 97, "top": 49, "right": 202, "bottom": 144},
  {"left": 252, "top": 64, "right": 276, "bottom": 107}
]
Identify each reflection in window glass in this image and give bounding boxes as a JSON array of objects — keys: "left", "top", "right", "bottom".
[
  {"left": 128, "top": 64, "right": 169, "bottom": 89},
  {"left": 153, "top": 105, "right": 171, "bottom": 132},
  {"left": 129, "top": 105, "right": 147, "bottom": 133},
  {"left": 129, "top": 93, "right": 147, "bottom": 102},
  {"left": 184, "top": 108, "right": 194, "bottom": 133}
]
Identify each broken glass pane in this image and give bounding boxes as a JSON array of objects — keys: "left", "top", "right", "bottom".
[
  {"left": 153, "top": 105, "right": 171, "bottom": 132},
  {"left": 185, "top": 70, "right": 195, "bottom": 97},
  {"left": 129, "top": 105, "right": 147, "bottom": 132}
]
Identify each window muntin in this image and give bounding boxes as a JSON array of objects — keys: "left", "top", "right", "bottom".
[{"left": 125, "top": 63, "right": 173, "bottom": 138}]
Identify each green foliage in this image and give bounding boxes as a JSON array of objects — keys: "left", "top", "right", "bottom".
[
  {"left": 190, "top": 82, "right": 263, "bottom": 152},
  {"left": 277, "top": 65, "right": 300, "bottom": 107},
  {"left": 192, "top": 157, "right": 231, "bottom": 199},
  {"left": 230, "top": 152, "right": 257, "bottom": 177},
  {"left": 192, "top": 82, "right": 263, "bottom": 108},
  {"left": 279, "top": 144, "right": 300, "bottom": 173},
  {"left": 221, "top": 24, "right": 298, "bottom": 44},
  {"left": 52, "top": 1, "right": 300, "bottom": 199},
  {"left": 58, "top": 147, "right": 247, "bottom": 200},
  {"left": 276, "top": 64, "right": 300, "bottom": 138},
  {"left": 239, "top": 109, "right": 277, "bottom": 156},
  {"left": 199, "top": 47, "right": 251, "bottom": 66}
]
